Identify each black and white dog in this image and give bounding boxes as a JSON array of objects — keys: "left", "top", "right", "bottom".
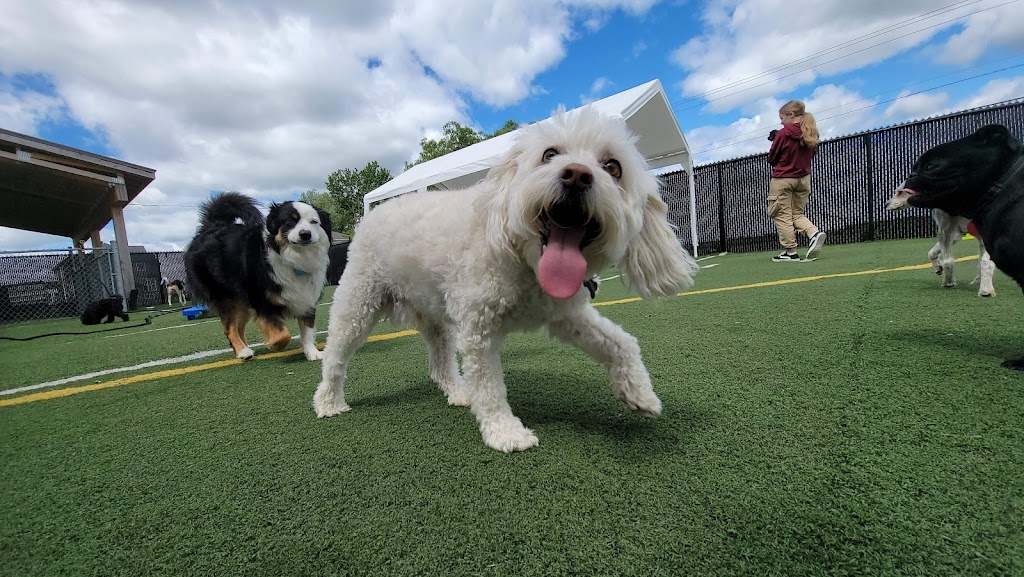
[
  {"left": 81, "top": 296, "right": 129, "bottom": 325},
  {"left": 160, "top": 278, "right": 188, "bottom": 306},
  {"left": 886, "top": 190, "right": 995, "bottom": 297},
  {"left": 184, "top": 192, "right": 333, "bottom": 360}
]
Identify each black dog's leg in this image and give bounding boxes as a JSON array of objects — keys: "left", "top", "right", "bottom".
[
  {"left": 119, "top": 313, "right": 130, "bottom": 322},
  {"left": 104, "top": 312, "right": 115, "bottom": 323},
  {"left": 1001, "top": 359, "right": 1024, "bottom": 370}
]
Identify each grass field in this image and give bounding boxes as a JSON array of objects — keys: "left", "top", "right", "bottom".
[{"left": 2, "top": 238, "right": 1023, "bottom": 576}]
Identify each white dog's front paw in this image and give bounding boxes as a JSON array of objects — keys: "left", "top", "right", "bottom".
[
  {"left": 313, "top": 386, "right": 350, "bottom": 418},
  {"left": 479, "top": 415, "right": 539, "bottom": 452},
  {"left": 237, "top": 347, "right": 254, "bottom": 360},
  {"left": 444, "top": 378, "right": 473, "bottom": 407},
  {"left": 616, "top": 387, "right": 663, "bottom": 418},
  {"left": 446, "top": 390, "right": 473, "bottom": 407},
  {"left": 304, "top": 347, "right": 323, "bottom": 361}
]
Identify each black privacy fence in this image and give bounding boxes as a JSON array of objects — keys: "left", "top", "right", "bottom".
[{"left": 660, "top": 99, "right": 1024, "bottom": 256}]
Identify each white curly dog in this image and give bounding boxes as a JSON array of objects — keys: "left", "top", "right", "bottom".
[{"left": 313, "top": 108, "right": 697, "bottom": 452}]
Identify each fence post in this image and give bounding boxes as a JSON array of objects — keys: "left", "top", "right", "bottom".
[
  {"left": 716, "top": 163, "right": 728, "bottom": 253},
  {"left": 864, "top": 133, "right": 875, "bottom": 242}
]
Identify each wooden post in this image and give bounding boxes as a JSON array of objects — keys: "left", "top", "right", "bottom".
[{"left": 110, "top": 179, "right": 135, "bottom": 296}]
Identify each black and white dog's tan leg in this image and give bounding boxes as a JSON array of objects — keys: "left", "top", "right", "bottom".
[
  {"left": 256, "top": 315, "right": 291, "bottom": 352},
  {"left": 216, "top": 302, "right": 254, "bottom": 359},
  {"left": 298, "top": 312, "right": 322, "bottom": 361},
  {"left": 457, "top": 328, "right": 538, "bottom": 452},
  {"left": 548, "top": 306, "right": 662, "bottom": 417}
]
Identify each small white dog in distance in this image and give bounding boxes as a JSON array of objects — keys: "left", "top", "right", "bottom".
[
  {"left": 314, "top": 108, "right": 698, "bottom": 452},
  {"left": 887, "top": 184, "right": 996, "bottom": 296}
]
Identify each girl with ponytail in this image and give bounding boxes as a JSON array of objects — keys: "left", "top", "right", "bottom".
[{"left": 766, "top": 99, "right": 826, "bottom": 261}]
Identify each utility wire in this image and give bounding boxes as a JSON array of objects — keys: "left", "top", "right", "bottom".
[
  {"left": 689, "top": 63, "right": 1024, "bottom": 157},
  {"left": 671, "top": 0, "right": 985, "bottom": 107},
  {"left": 672, "top": 0, "right": 1019, "bottom": 111}
]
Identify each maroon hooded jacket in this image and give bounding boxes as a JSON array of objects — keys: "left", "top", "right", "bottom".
[{"left": 768, "top": 123, "right": 816, "bottom": 178}]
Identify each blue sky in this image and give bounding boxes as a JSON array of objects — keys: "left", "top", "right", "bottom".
[{"left": 1, "top": 0, "right": 1022, "bottom": 250}]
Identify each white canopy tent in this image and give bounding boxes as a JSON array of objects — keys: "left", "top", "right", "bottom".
[{"left": 363, "top": 79, "right": 699, "bottom": 256}]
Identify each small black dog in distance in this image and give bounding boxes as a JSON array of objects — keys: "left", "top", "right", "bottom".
[{"left": 81, "top": 296, "right": 129, "bottom": 325}]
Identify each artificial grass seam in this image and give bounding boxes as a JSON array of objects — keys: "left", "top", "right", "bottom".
[{"left": 0, "top": 257, "right": 977, "bottom": 408}]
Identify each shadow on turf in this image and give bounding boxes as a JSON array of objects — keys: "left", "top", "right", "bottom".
[
  {"left": 887, "top": 329, "right": 1020, "bottom": 363},
  {"left": 342, "top": 367, "right": 709, "bottom": 455}
]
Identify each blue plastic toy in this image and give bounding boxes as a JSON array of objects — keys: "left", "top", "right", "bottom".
[{"left": 181, "top": 304, "right": 208, "bottom": 320}]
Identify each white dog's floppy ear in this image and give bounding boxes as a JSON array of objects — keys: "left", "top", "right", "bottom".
[
  {"left": 476, "top": 149, "right": 522, "bottom": 258},
  {"left": 619, "top": 179, "right": 697, "bottom": 299}
]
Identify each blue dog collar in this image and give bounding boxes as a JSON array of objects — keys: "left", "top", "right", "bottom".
[{"left": 293, "top": 268, "right": 310, "bottom": 277}]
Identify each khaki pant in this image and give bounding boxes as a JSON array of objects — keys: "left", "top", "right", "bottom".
[{"left": 768, "top": 176, "right": 818, "bottom": 251}]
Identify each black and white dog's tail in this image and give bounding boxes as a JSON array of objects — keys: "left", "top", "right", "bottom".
[{"left": 197, "top": 191, "right": 264, "bottom": 230}]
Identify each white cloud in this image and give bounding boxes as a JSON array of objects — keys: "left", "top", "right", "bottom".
[
  {"left": 580, "top": 77, "right": 613, "bottom": 104},
  {"left": 883, "top": 91, "right": 950, "bottom": 121},
  {"left": 938, "top": 7, "right": 1024, "bottom": 66},
  {"left": 0, "top": 0, "right": 656, "bottom": 251},
  {"left": 0, "top": 83, "right": 65, "bottom": 135},
  {"left": 669, "top": 0, "right": 984, "bottom": 113},
  {"left": 952, "top": 76, "right": 1024, "bottom": 110},
  {"left": 687, "top": 84, "right": 881, "bottom": 164},
  {"left": 629, "top": 41, "right": 648, "bottom": 60}
]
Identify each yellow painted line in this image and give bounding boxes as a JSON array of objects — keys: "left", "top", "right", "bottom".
[
  {"left": 1, "top": 258, "right": 976, "bottom": 407},
  {"left": 0, "top": 329, "right": 419, "bottom": 407},
  {"left": 594, "top": 256, "right": 978, "bottom": 307}
]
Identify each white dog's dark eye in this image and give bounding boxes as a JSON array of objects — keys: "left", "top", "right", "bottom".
[
  {"left": 542, "top": 148, "right": 559, "bottom": 163},
  {"left": 312, "top": 220, "right": 319, "bottom": 225},
  {"left": 603, "top": 159, "right": 622, "bottom": 179}
]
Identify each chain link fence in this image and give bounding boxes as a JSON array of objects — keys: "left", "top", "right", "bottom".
[
  {"left": 0, "top": 248, "right": 195, "bottom": 325},
  {"left": 0, "top": 248, "right": 119, "bottom": 324}
]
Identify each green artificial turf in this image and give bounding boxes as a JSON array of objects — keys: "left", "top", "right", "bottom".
[{"left": 1, "top": 238, "right": 1022, "bottom": 576}]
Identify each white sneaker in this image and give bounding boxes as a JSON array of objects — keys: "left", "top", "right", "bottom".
[{"left": 805, "top": 232, "right": 826, "bottom": 261}]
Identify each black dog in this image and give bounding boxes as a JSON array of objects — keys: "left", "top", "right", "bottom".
[
  {"left": 902, "top": 124, "right": 1024, "bottom": 369},
  {"left": 327, "top": 241, "right": 351, "bottom": 285},
  {"left": 81, "top": 296, "right": 129, "bottom": 325}
]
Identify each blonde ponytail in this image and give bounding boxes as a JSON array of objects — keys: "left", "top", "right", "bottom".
[{"left": 779, "top": 100, "right": 819, "bottom": 148}]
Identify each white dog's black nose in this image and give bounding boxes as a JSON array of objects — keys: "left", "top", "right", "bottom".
[
  {"left": 298, "top": 230, "right": 312, "bottom": 242},
  {"left": 560, "top": 164, "right": 593, "bottom": 193}
]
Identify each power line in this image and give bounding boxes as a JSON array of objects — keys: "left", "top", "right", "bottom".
[
  {"left": 688, "top": 63, "right": 1024, "bottom": 157},
  {"left": 671, "top": 0, "right": 982, "bottom": 106},
  {"left": 671, "top": 0, "right": 1015, "bottom": 111},
  {"left": 686, "top": 56, "right": 1024, "bottom": 154}
]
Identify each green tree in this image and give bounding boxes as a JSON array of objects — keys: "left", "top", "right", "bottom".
[
  {"left": 405, "top": 119, "right": 519, "bottom": 170},
  {"left": 487, "top": 119, "right": 520, "bottom": 138},
  {"left": 303, "top": 161, "right": 392, "bottom": 236},
  {"left": 406, "top": 121, "right": 483, "bottom": 169}
]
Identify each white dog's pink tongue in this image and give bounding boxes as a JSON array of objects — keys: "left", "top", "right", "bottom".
[{"left": 538, "top": 225, "right": 587, "bottom": 299}]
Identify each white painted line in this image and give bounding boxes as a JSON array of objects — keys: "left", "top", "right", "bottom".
[
  {"left": 700, "top": 263, "right": 720, "bottom": 269},
  {"left": 598, "top": 274, "right": 621, "bottom": 282},
  {"left": 103, "top": 318, "right": 219, "bottom": 339},
  {"left": 1, "top": 349, "right": 233, "bottom": 396},
  {"left": 695, "top": 252, "right": 727, "bottom": 262},
  {"left": 4, "top": 328, "right": 335, "bottom": 397}
]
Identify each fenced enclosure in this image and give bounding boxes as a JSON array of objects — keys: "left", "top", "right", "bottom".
[
  {"left": 3, "top": 100, "right": 1022, "bottom": 323},
  {"left": 0, "top": 248, "right": 191, "bottom": 325},
  {"left": 661, "top": 99, "right": 1024, "bottom": 255},
  {"left": 0, "top": 248, "right": 119, "bottom": 324}
]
